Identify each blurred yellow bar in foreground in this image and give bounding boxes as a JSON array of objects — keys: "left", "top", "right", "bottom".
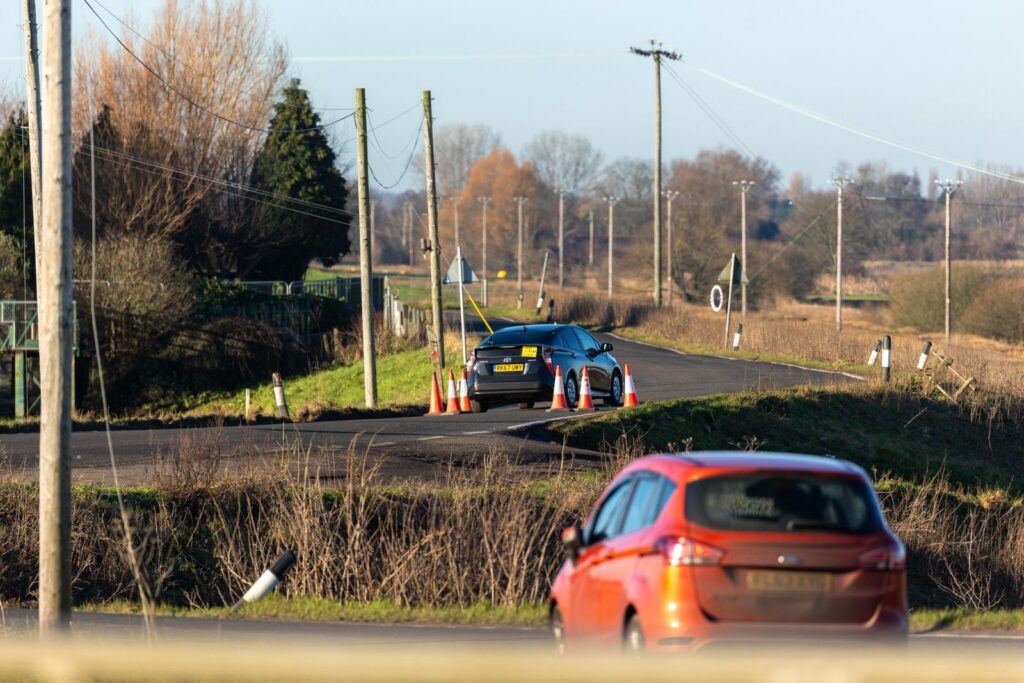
[{"left": 1, "top": 639, "right": 1023, "bottom": 682}]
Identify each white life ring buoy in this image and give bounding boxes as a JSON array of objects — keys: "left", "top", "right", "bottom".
[{"left": 710, "top": 285, "right": 724, "bottom": 312}]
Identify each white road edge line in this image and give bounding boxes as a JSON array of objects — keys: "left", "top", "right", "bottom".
[
  {"left": 914, "top": 632, "right": 1024, "bottom": 640},
  {"left": 416, "top": 435, "right": 444, "bottom": 441},
  {"left": 605, "top": 332, "right": 865, "bottom": 382},
  {"left": 507, "top": 412, "right": 607, "bottom": 433},
  {"left": 462, "top": 430, "right": 490, "bottom": 435},
  {"left": 371, "top": 441, "right": 395, "bottom": 447}
]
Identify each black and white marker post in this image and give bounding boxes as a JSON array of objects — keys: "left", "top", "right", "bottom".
[
  {"left": 917, "top": 341, "right": 932, "bottom": 371},
  {"left": 868, "top": 340, "right": 881, "bottom": 366},
  {"left": 272, "top": 372, "right": 289, "bottom": 420},
  {"left": 732, "top": 323, "right": 743, "bottom": 351},
  {"left": 881, "top": 335, "right": 892, "bottom": 383},
  {"left": 231, "top": 549, "right": 297, "bottom": 612}
]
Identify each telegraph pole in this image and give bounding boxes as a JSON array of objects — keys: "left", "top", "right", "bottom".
[
  {"left": 452, "top": 196, "right": 460, "bottom": 251},
  {"left": 936, "top": 178, "right": 962, "bottom": 346},
  {"left": 22, "top": 0, "right": 43, "bottom": 279},
  {"left": 556, "top": 188, "right": 568, "bottom": 289},
  {"left": 831, "top": 177, "right": 853, "bottom": 333},
  {"left": 588, "top": 209, "right": 595, "bottom": 266},
  {"left": 514, "top": 196, "right": 528, "bottom": 307},
  {"left": 732, "top": 180, "right": 755, "bottom": 318},
  {"left": 422, "top": 91, "right": 444, "bottom": 369},
  {"left": 38, "top": 0, "right": 73, "bottom": 637},
  {"left": 477, "top": 196, "right": 490, "bottom": 277},
  {"left": 355, "top": 89, "right": 377, "bottom": 407},
  {"left": 631, "top": 40, "right": 679, "bottom": 307},
  {"left": 369, "top": 200, "right": 376, "bottom": 267},
  {"left": 662, "top": 190, "right": 679, "bottom": 306},
  {"left": 604, "top": 196, "right": 619, "bottom": 300}
]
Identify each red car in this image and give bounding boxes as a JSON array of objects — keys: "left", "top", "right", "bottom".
[{"left": 549, "top": 452, "right": 908, "bottom": 652}]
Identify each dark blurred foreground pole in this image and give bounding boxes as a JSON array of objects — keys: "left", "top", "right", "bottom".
[{"left": 38, "top": 0, "right": 74, "bottom": 637}]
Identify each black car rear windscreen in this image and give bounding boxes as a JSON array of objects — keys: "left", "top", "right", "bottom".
[{"left": 484, "top": 328, "right": 556, "bottom": 346}]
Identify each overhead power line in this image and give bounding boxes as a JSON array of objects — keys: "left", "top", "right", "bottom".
[
  {"left": 81, "top": 0, "right": 355, "bottom": 134},
  {"left": 678, "top": 57, "right": 1024, "bottom": 187}
]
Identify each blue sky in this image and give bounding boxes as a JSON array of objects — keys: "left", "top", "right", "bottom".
[{"left": 2, "top": 0, "right": 1022, "bottom": 190}]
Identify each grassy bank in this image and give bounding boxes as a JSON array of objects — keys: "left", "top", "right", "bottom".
[{"left": 554, "top": 382, "right": 1024, "bottom": 493}]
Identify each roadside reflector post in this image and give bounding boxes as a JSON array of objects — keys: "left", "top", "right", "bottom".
[
  {"left": 881, "top": 335, "right": 892, "bottom": 384},
  {"left": 231, "top": 549, "right": 296, "bottom": 612},
  {"left": 868, "top": 339, "right": 881, "bottom": 366},
  {"left": 482, "top": 278, "right": 488, "bottom": 307},
  {"left": 244, "top": 388, "right": 252, "bottom": 423},
  {"left": 917, "top": 340, "right": 932, "bottom": 371},
  {"left": 272, "top": 373, "right": 289, "bottom": 420},
  {"left": 732, "top": 323, "right": 743, "bottom": 351}
]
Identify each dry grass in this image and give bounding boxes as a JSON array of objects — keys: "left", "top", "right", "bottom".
[{"left": 2, "top": 422, "right": 1023, "bottom": 614}]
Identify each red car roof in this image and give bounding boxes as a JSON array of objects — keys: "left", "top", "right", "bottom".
[{"left": 622, "top": 451, "right": 866, "bottom": 480}]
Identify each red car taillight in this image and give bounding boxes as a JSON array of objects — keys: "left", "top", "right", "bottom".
[
  {"left": 654, "top": 536, "right": 724, "bottom": 566},
  {"left": 541, "top": 347, "right": 554, "bottom": 375},
  {"left": 859, "top": 541, "right": 907, "bottom": 571}
]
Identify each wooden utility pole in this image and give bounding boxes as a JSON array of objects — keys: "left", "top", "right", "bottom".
[
  {"left": 38, "top": 0, "right": 73, "bottom": 637},
  {"left": 22, "top": 0, "right": 43, "bottom": 278},
  {"left": 631, "top": 41, "right": 679, "bottom": 307},
  {"left": 605, "top": 196, "right": 619, "bottom": 300},
  {"left": 832, "top": 177, "right": 853, "bottom": 332},
  {"left": 422, "top": 91, "right": 444, "bottom": 369},
  {"left": 355, "top": 88, "right": 377, "bottom": 407},
  {"left": 663, "top": 190, "right": 679, "bottom": 306},
  {"left": 477, "top": 196, "right": 490, "bottom": 277},
  {"left": 732, "top": 180, "right": 755, "bottom": 318},
  {"left": 556, "top": 189, "right": 568, "bottom": 289},
  {"left": 514, "top": 196, "right": 527, "bottom": 307},
  {"left": 936, "top": 178, "right": 962, "bottom": 346},
  {"left": 588, "top": 209, "right": 595, "bottom": 266},
  {"left": 369, "top": 200, "right": 376, "bottom": 267}
]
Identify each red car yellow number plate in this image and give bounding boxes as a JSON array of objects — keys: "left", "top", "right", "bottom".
[{"left": 746, "top": 570, "right": 831, "bottom": 593}]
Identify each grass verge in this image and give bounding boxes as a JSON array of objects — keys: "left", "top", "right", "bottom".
[
  {"left": 77, "top": 598, "right": 1024, "bottom": 634},
  {"left": 78, "top": 595, "right": 548, "bottom": 628}
]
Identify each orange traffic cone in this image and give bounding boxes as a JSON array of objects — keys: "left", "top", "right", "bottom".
[
  {"left": 427, "top": 372, "right": 445, "bottom": 415},
  {"left": 445, "top": 369, "right": 462, "bottom": 414},
  {"left": 548, "top": 365, "right": 569, "bottom": 411},
  {"left": 623, "top": 363, "right": 639, "bottom": 408},
  {"left": 576, "top": 367, "right": 595, "bottom": 411},
  {"left": 459, "top": 369, "right": 472, "bottom": 412}
]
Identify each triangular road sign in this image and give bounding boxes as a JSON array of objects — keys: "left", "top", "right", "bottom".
[
  {"left": 443, "top": 256, "right": 480, "bottom": 285},
  {"left": 717, "top": 254, "right": 748, "bottom": 284}
]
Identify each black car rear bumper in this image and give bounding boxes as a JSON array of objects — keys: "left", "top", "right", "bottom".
[{"left": 468, "top": 373, "right": 555, "bottom": 403}]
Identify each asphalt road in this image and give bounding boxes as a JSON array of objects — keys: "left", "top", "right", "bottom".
[
  {"left": 0, "top": 315, "right": 856, "bottom": 481},
  {"left": 2, "top": 608, "right": 1021, "bottom": 653}
]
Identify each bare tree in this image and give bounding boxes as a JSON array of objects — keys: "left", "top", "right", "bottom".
[
  {"left": 523, "top": 130, "right": 603, "bottom": 194},
  {"left": 72, "top": 0, "right": 288, "bottom": 256},
  {"left": 424, "top": 123, "right": 501, "bottom": 196}
]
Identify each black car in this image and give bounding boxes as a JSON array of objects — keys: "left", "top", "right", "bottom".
[{"left": 466, "top": 324, "right": 623, "bottom": 413}]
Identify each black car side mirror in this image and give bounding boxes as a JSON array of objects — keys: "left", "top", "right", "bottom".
[
  {"left": 561, "top": 524, "right": 584, "bottom": 562},
  {"left": 600, "top": 342, "right": 613, "bottom": 352}
]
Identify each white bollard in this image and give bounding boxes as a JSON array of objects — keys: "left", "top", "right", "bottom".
[
  {"left": 231, "top": 549, "right": 297, "bottom": 611},
  {"left": 868, "top": 340, "right": 881, "bottom": 366},
  {"left": 917, "top": 341, "right": 932, "bottom": 371},
  {"left": 732, "top": 323, "right": 743, "bottom": 351},
  {"left": 882, "top": 336, "right": 892, "bottom": 383},
  {"left": 272, "top": 373, "right": 289, "bottom": 420}
]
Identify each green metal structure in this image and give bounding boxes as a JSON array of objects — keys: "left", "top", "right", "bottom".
[{"left": 1, "top": 301, "right": 78, "bottom": 418}]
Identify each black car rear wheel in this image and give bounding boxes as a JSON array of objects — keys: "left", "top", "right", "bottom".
[
  {"left": 470, "top": 400, "right": 488, "bottom": 413},
  {"left": 518, "top": 401, "right": 535, "bottom": 410},
  {"left": 604, "top": 370, "right": 623, "bottom": 407},
  {"left": 563, "top": 373, "right": 579, "bottom": 409}
]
